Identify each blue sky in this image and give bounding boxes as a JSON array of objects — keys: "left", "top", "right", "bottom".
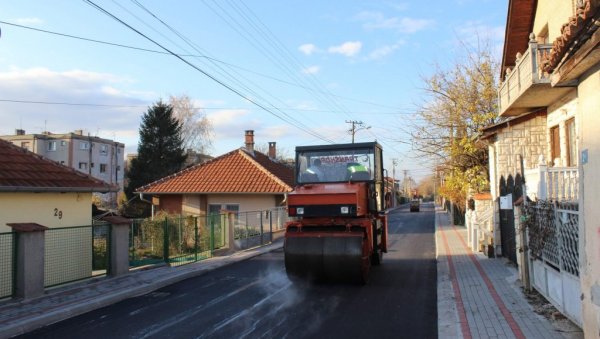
[{"left": 0, "top": 0, "right": 507, "bottom": 182}]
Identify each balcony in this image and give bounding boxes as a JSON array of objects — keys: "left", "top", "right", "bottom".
[{"left": 498, "top": 40, "right": 572, "bottom": 117}]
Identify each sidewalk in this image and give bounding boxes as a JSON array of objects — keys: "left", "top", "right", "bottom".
[
  {"left": 0, "top": 240, "right": 284, "bottom": 339},
  {"left": 435, "top": 206, "right": 579, "bottom": 339}
]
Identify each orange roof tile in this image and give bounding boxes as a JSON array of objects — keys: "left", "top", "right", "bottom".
[
  {"left": 0, "top": 139, "right": 117, "bottom": 192},
  {"left": 138, "top": 149, "right": 294, "bottom": 194}
]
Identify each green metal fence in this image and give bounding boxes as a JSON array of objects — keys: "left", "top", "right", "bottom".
[
  {"left": 44, "top": 224, "right": 110, "bottom": 288},
  {"left": 129, "top": 214, "right": 227, "bottom": 268},
  {"left": 234, "top": 207, "right": 292, "bottom": 250},
  {"left": 0, "top": 232, "right": 14, "bottom": 299}
]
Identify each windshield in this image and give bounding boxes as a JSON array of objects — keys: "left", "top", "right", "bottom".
[{"left": 297, "top": 147, "right": 375, "bottom": 183}]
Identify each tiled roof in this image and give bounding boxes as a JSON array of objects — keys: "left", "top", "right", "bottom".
[
  {"left": 138, "top": 149, "right": 294, "bottom": 194},
  {"left": 0, "top": 139, "right": 117, "bottom": 192},
  {"left": 541, "top": 0, "right": 596, "bottom": 73}
]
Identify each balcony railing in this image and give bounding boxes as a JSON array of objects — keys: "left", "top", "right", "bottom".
[
  {"left": 498, "top": 40, "right": 552, "bottom": 115},
  {"left": 526, "top": 160, "right": 579, "bottom": 202}
]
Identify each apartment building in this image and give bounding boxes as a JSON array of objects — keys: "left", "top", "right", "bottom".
[{"left": 1, "top": 129, "right": 125, "bottom": 207}]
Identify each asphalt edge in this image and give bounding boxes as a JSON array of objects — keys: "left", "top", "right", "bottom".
[
  {"left": 1, "top": 241, "right": 284, "bottom": 339},
  {"left": 436, "top": 206, "right": 463, "bottom": 339}
]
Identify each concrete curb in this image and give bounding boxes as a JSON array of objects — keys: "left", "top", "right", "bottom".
[
  {"left": 1, "top": 241, "right": 284, "bottom": 338},
  {"left": 436, "top": 206, "right": 462, "bottom": 339}
]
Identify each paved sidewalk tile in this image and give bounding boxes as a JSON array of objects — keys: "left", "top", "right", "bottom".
[{"left": 435, "top": 207, "right": 565, "bottom": 339}]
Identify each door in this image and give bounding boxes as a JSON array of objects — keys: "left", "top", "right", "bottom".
[{"left": 499, "top": 175, "right": 520, "bottom": 265}]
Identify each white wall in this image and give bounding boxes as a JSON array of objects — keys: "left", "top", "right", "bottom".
[
  {"left": 578, "top": 63, "right": 600, "bottom": 337},
  {"left": 0, "top": 192, "right": 93, "bottom": 232}
]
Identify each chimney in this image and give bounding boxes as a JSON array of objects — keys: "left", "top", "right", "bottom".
[
  {"left": 15, "top": 129, "right": 25, "bottom": 135},
  {"left": 244, "top": 130, "right": 254, "bottom": 153},
  {"left": 268, "top": 142, "right": 276, "bottom": 159}
]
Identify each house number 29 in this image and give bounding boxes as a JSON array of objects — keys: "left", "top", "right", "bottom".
[{"left": 54, "top": 208, "right": 63, "bottom": 219}]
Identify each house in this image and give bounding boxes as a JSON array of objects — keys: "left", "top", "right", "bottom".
[
  {"left": 0, "top": 129, "right": 125, "bottom": 207},
  {"left": 486, "top": 0, "right": 600, "bottom": 333},
  {"left": 0, "top": 138, "right": 117, "bottom": 292},
  {"left": 137, "top": 130, "right": 294, "bottom": 217}
]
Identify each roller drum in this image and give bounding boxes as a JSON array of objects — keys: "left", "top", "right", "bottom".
[{"left": 284, "top": 235, "right": 366, "bottom": 283}]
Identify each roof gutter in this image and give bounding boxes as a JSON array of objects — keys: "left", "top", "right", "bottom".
[
  {"left": 139, "top": 193, "right": 155, "bottom": 220},
  {"left": 0, "top": 186, "right": 118, "bottom": 193}
]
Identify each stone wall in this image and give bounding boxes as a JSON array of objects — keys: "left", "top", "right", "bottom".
[{"left": 492, "top": 114, "right": 548, "bottom": 182}]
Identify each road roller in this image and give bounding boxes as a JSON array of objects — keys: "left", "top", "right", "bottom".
[{"left": 284, "top": 142, "right": 388, "bottom": 283}]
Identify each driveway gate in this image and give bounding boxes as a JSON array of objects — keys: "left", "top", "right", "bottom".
[{"left": 498, "top": 174, "right": 522, "bottom": 265}]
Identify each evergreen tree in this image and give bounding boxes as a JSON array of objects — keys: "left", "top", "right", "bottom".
[{"left": 126, "top": 100, "right": 186, "bottom": 198}]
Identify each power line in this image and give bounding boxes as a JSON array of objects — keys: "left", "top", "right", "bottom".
[
  {"left": 0, "top": 19, "right": 410, "bottom": 112},
  {"left": 82, "top": 0, "right": 335, "bottom": 143}
]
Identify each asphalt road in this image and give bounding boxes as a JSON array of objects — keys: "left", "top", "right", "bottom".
[{"left": 18, "top": 203, "right": 437, "bottom": 339}]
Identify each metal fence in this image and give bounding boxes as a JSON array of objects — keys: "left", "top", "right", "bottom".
[
  {"left": 526, "top": 200, "right": 580, "bottom": 277},
  {"left": 129, "top": 214, "right": 225, "bottom": 268},
  {"left": 44, "top": 224, "right": 110, "bottom": 288},
  {"left": 233, "top": 207, "right": 291, "bottom": 250},
  {"left": 0, "top": 232, "right": 14, "bottom": 299}
]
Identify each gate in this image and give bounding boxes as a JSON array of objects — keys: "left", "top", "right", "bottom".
[{"left": 498, "top": 174, "right": 522, "bottom": 265}]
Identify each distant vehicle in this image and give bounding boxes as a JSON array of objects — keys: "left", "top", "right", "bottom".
[{"left": 410, "top": 199, "right": 420, "bottom": 212}]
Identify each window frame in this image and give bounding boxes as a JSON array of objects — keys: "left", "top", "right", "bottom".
[
  {"left": 565, "top": 118, "right": 576, "bottom": 166},
  {"left": 79, "top": 141, "right": 90, "bottom": 150},
  {"left": 550, "top": 125, "right": 560, "bottom": 166},
  {"left": 47, "top": 141, "right": 57, "bottom": 152}
]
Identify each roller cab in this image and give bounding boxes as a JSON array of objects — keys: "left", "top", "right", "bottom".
[{"left": 284, "top": 142, "right": 388, "bottom": 283}]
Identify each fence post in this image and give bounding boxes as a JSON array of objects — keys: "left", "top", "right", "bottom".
[
  {"left": 260, "top": 211, "right": 264, "bottom": 245},
  {"left": 103, "top": 216, "right": 131, "bottom": 277},
  {"left": 163, "top": 217, "right": 169, "bottom": 264},
  {"left": 7, "top": 223, "right": 48, "bottom": 299},
  {"left": 194, "top": 217, "right": 198, "bottom": 262},
  {"left": 227, "top": 212, "right": 235, "bottom": 252},
  {"left": 210, "top": 216, "right": 215, "bottom": 254},
  {"left": 538, "top": 156, "right": 547, "bottom": 200},
  {"left": 270, "top": 209, "right": 273, "bottom": 243}
]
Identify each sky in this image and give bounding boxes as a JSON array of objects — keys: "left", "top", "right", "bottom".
[{"left": 0, "top": 0, "right": 507, "bottom": 182}]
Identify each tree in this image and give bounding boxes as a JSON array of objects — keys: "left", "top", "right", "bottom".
[
  {"left": 411, "top": 42, "right": 499, "bottom": 209},
  {"left": 126, "top": 100, "right": 186, "bottom": 198},
  {"left": 169, "top": 94, "right": 213, "bottom": 154}
]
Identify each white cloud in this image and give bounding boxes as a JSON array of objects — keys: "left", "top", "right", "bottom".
[
  {"left": 13, "top": 17, "right": 43, "bottom": 25},
  {"left": 328, "top": 41, "right": 362, "bottom": 57},
  {"left": 0, "top": 67, "right": 148, "bottom": 150},
  {"left": 355, "top": 11, "right": 433, "bottom": 33},
  {"left": 302, "top": 65, "right": 320, "bottom": 74},
  {"left": 207, "top": 109, "right": 249, "bottom": 127},
  {"left": 298, "top": 43, "right": 318, "bottom": 55},
  {"left": 366, "top": 41, "right": 405, "bottom": 60}
]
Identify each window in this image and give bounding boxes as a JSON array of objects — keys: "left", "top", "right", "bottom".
[
  {"left": 550, "top": 126, "right": 560, "bottom": 166},
  {"left": 90, "top": 163, "right": 94, "bottom": 168},
  {"left": 566, "top": 118, "right": 577, "bottom": 166},
  {"left": 21, "top": 141, "right": 30, "bottom": 150},
  {"left": 47, "top": 141, "right": 57, "bottom": 151},
  {"left": 78, "top": 162, "right": 88, "bottom": 170},
  {"left": 99, "top": 144, "right": 108, "bottom": 155},
  {"left": 100, "top": 164, "right": 107, "bottom": 173},
  {"left": 60, "top": 140, "right": 67, "bottom": 147},
  {"left": 79, "top": 141, "right": 89, "bottom": 150}
]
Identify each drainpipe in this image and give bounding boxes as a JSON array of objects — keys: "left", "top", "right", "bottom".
[{"left": 139, "top": 193, "right": 154, "bottom": 220}]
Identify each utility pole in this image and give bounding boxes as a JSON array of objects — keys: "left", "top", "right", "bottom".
[
  {"left": 403, "top": 170, "right": 408, "bottom": 198},
  {"left": 392, "top": 159, "right": 398, "bottom": 207},
  {"left": 345, "top": 120, "right": 370, "bottom": 143}
]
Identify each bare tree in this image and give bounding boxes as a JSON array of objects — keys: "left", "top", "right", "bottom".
[
  {"left": 411, "top": 41, "right": 499, "bottom": 208},
  {"left": 169, "top": 94, "right": 213, "bottom": 154}
]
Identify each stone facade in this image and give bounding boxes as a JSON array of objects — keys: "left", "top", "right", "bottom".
[{"left": 488, "top": 114, "right": 547, "bottom": 199}]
